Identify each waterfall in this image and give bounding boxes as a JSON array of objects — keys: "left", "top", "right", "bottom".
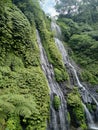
[
  {"left": 51, "top": 21, "right": 92, "bottom": 103},
  {"left": 36, "top": 30, "right": 69, "bottom": 130},
  {"left": 83, "top": 103, "right": 98, "bottom": 130},
  {"left": 83, "top": 103, "right": 94, "bottom": 124},
  {"left": 51, "top": 20, "right": 98, "bottom": 129}
]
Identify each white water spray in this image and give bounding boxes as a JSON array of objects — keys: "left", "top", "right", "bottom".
[{"left": 36, "top": 30, "right": 69, "bottom": 130}]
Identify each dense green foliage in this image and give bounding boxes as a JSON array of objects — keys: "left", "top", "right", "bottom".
[
  {"left": 0, "top": 0, "right": 69, "bottom": 129},
  {"left": 56, "top": 0, "right": 98, "bottom": 129},
  {"left": 55, "top": 0, "right": 98, "bottom": 24},
  {"left": 13, "top": 0, "right": 69, "bottom": 83},
  {"left": 56, "top": 0, "right": 98, "bottom": 85},
  {"left": 54, "top": 68, "right": 69, "bottom": 82},
  {"left": 67, "top": 88, "right": 87, "bottom": 130},
  {"left": 86, "top": 103, "right": 96, "bottom": 112},
  {"left": 57, "top": 18, "right": 79, "bottom": 41},
  {"left": 0, "top": 0, "right": 50, "bottom": 129},
  {"left": 57, "top": 16, "right": 98, "bottom": 85},
  {"left": 1, "top": 0, "right": 98, "bottom": 129},
  {"left": 53, "top": 95, "right": 61, "bottom": 110},
  {"left": 69, "top": 33, "right": 98, "bottom": 85}
]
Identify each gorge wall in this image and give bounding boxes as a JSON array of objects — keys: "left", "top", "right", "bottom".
[{"left": 0, "top": 0, "right": 98, "bottom": 130}]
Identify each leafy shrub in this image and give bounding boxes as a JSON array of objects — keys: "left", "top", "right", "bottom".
[
  {"left": 27, "top": 2, "right": 69, "bottom": 82},
  {"left": 54, "top": 68, "right": 69, "bottom": 82},
  {"left": 0, "top": 1, "right": 50, "bottom": 130},
  {"left": 81, "top": 70, "right": 98, "bottom": 85},
  {"left": 5, "top": 117, "right": 22, "bottom": 130},
  {"left": 57, "top": 21, "right": 71, "bottom": 41},
  {"left": 86, "top": 104, "right": 92, "bottom": 112},
  {"left": 53, "top": 95, "right": 61, "bottom": 110},
  {"left": 69, "top": 34, "right": 94, "bottom": 51},
  {"left": 79, "top": 23, "right": 93, "bottom": 32},
  {"left": 58, "top": 18, "right": 80, "bottom": 35},
  {"left": 67, "top": 87, "right": 87, "bottom": 130},
  {"left": 58, "top": 16, "right": 98, "bottom": 85}
]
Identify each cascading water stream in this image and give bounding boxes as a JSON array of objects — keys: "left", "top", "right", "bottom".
[
  {"left": 36, "top": 30, "right": 69, "bottom": 130},
  {"left": 55, "top": 38, "right": 98, "bottom": 104},
  {"left": 83, "top": 103, "right": 96, "bottom": 129},
  {"left": 51, "top": 20, "right": 98, "bottom": 129}
]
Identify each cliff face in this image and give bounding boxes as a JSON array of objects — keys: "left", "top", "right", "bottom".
[
  {"left": 0, "top": 1, "right": 50, "bottom": 129},
  {"left": 0, "top": 0, "right": 98, "bottom": 130},
  {"left": 0, "top": 0, "right": 69, "bottom": 129}
]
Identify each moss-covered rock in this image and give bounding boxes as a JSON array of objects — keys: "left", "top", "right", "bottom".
[
  {"left": 54, "top": 68, "right": 69, "bottom": 82},
  {"left": 53, "top": 95, "right": 61, "bottom": 110},
  {"left": 67, "top": 87, "right": 87, "bottom": 130}
]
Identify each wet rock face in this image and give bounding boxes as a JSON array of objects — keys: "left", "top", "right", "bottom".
[
  {"left": 53, "top": 21, "right": 98, "bottom": 103},
  {"left": 36, "top": 30, "right": 69, "bottom": 130}
]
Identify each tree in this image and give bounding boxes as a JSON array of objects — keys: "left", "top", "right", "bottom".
[
  {"left": 77, "top": 0, "right": 98, "bottom": 23},
  {"left": 55, "top": 0, "right": 98, "bottom": 23},
  {"left": 55, "top": 0, "right": 79, "bottom": 16}
]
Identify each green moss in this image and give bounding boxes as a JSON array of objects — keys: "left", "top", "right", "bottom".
[
  {"left": 57, "top": 17, "right": 98, "bottom": 85},
  {"left": 5, "top": 117, "right": 22, "bottom": 130},
  {"left": 0, "top": 3, "right": 40, "bottom": 67},
  {"left": 86, "top": 103, "right": 96, "bottom": 113},
  {"left": 69, "top": 33, "right": 98, "bottom": 85},
  {"left": 67, "top": 87, "right": 87, "bottom": 130},
  {"left": 26, "top": 1, "right": 69, "bottom": 82},
  {"left": 0, "top": 1, "right": 50, "bottom": 130},
  {"left": 0, "top": 0, "right": 12, "bottom": 7},
  {"left": 13, "top": 0, "right": 69, "bottom": 82},
  {"left": 0, "top": 118, "right": 6, "bottom": 130},
  {"left": 92, "top": 104, "right": 97, "bottom": 110},
  {"left": 53, "top": 95, "right": 61, "bottom": 110},
  {"left": 54, "top": 68, "right": 69, "bottom": 82},
  {"left": 81, "top": 70, "right": 98, "bottom": 85},
  {"left": 67, "top": 112, "right": 71, "bottom": 123},
  {"left": 81, "top": 123, "right": 87, "bottom": 130},
  {"left": 57, "top": 21, "right": 71, "bottom": 41},
  {"left": 0, "top": 66, "right": 50, "bottom": 129},
  {"left": 86, "top": 104, "right": 92, "bottom": 112}
]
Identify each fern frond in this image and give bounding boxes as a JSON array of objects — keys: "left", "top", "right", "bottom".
[
  {"left": 0, "top": 94, "right": 39, "bottom": 118},
  {"left": 14, "top": 106, "right": 32, "bottom": 118},
  {"left": 0, "top": 99, "right": 15, "bottom": 114}
]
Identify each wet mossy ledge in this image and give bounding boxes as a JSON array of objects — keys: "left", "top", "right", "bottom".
[
  {"left": 0, "top": 0, "right": 50, "bottom": 129},
  {"left": 67, "top": 87, "right": 87, "bottom": 130}
]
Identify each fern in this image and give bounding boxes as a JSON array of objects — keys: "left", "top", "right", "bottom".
[
  {"left": 0, "top": 94, "right": 39, "bottom": 118},
  {"left": 15, "top": 106, "right": 32, "bottom": 118},
  {"left": 0, "top": 99, "right": 15, "bottom": 114}
]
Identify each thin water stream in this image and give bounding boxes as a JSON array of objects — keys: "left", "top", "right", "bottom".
[{"left": 36, "top": 30, "right": 69, "bottom": 130}]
